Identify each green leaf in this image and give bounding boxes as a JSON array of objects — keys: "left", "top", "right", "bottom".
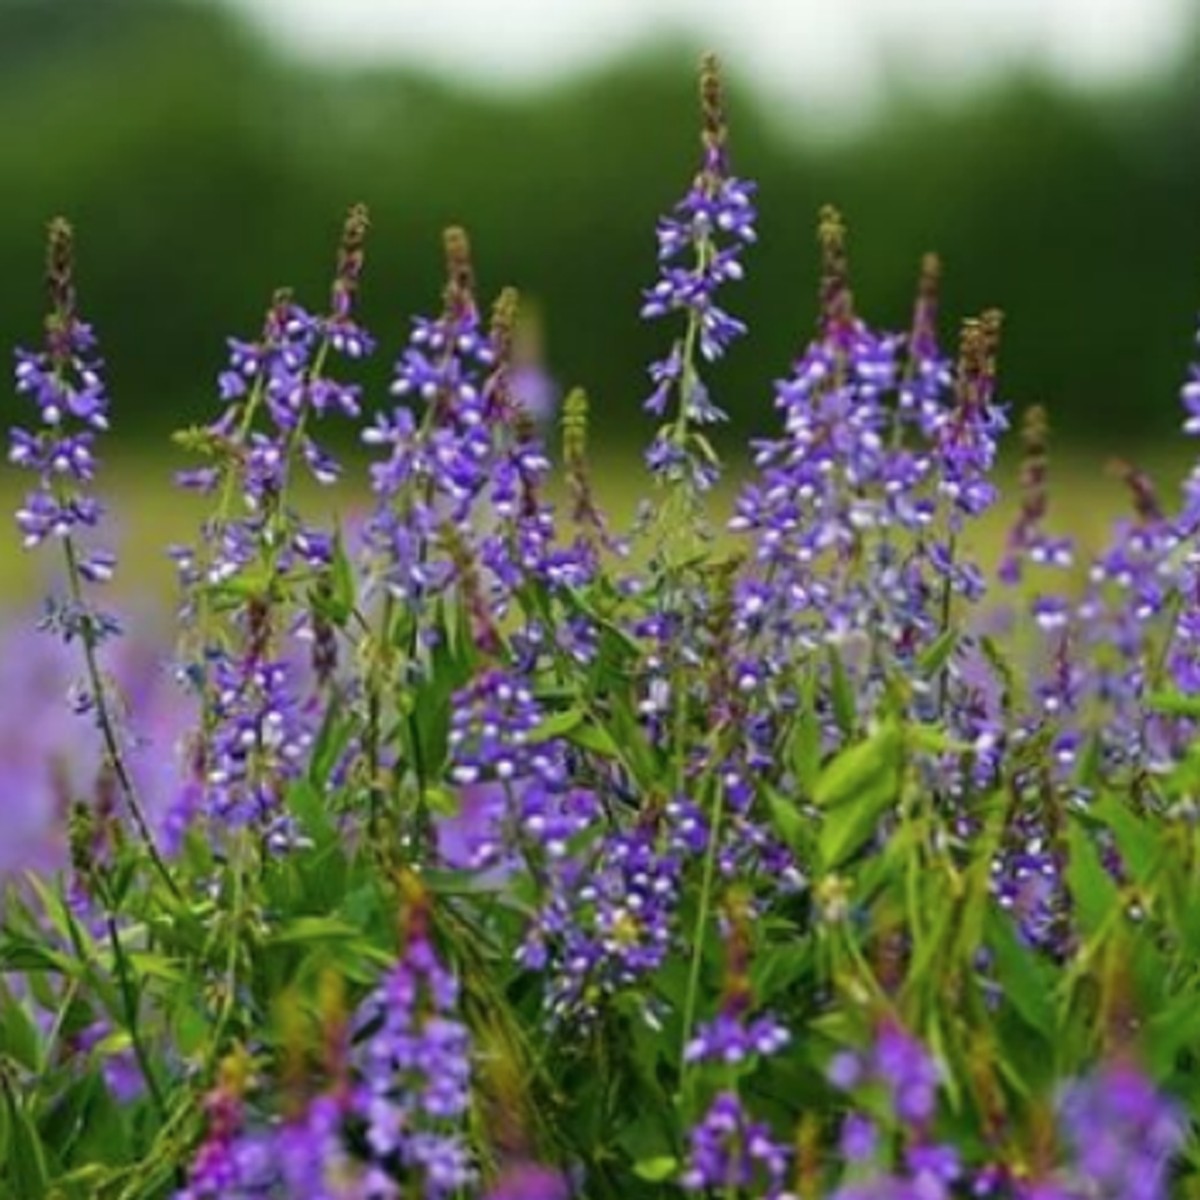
[
  {"left": 268, "top": 917, "right": 362, "bottom": 946},
  {"left": 813, "top": 723, "right": 903, "bottom": 810},
  {"left": 789, "top": 670, "right": 822, "bottom": 794},
  {"left": 127, "top": 952, "right": 185, "bottom": 984},
  {"left": 0, "top": 936, "right": 77, "bottom": 977},
  {"left": 604, "top": 692, "right": 660, "bottom": 790},
  {"left": 985, "top": 907, "right": 1056, "bottom": 1039},
  {"left": 633, "top": 1156, "right": 679, "bottom": 1183},
  {"left": 326, "top": 526, "right": 357, "bottom": 624},
  {"left": 917, "top": 628, "right": 959, "bottom": 678},
  {"left": 530, "top": 707, "right": 623, "bottom": 759},
  {"left": 0, "top": 986, "right": 40, "bottom": 1073},
  {"left": 978, "top": 635, "right": 1016, "bottom": 708},
  {"left": 1145, "top": 689, "right": 1200, "bottom": 718},
  {"left": 818, "top": 789, "right": 897, "bottom": 869},
  {"left": 827, "top": 645, "right": 857, "bottom": 738},
  {"left": 764, "top": 787, "right": 809, "bottom": 854},
  {"left": 750, "top": 942, "right": 811, "bottom": 1001},
  {"left": 530, "top": 709, "right": 585, "bottom": 742},
  {"left": 1145, "top": 991, "right": 1200, "bottom": 1080},
  {"left": 814, "top": 723, "right": 903, "bottom": 868},
  {"left": 1090, "top": 794, "right": 1160, "bottom": 889},
  {"left": 565, "top": 719, "right": 622, "bottom": 759},
  {"left": 423, "top": 868, "right": 509, "bottom": 897},
  {"left": 2, "top": 1077, "right": 47, "bottom": 1199},
  {"left": 308, "top": 706, "right": 356, "bottom": 793},
  {"left": 1066, "top": 818, "right": 1121, "bottom": 937},
  {"left": 287, "top": 778, "right": 338, "bottom": 849},
  {"left": 422, "top": 785, "right": 460, "bottom": 818}
]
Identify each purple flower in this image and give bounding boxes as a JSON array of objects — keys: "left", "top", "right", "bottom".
[
  {"left": 830, "top": 1019, "right": 942, "bottom": 1129},
  {"left": 520, "top": 813, "right": 684, "bottom": 1020},
  {"left": 840, "top": 1114, "right": 878, "bottom": 1163},
  {"left": 175, "top": 206, "right": 372, "bottom": 610},
  {"left": 684, "top": 1011, "right": 791, "bottom": 1066},
  {"left": 444, "top": 669, "right": 599, "bottom": 869},
  {"left": 933, "top": 313, "right": 1007, "bottom": 523},
  {"left": 641, "top": 54, "right": 755, "bottom": 487},
  {"left": 11, "top": 221, "right": 118, "bottom": 611},
  {"left": 200, "top": 649, "right": 314, "bottom": 840},
  {"left": 361, "top": 228, "right": 506, "bottom": 620},
  {"left": 1057, "top": 1059, "right": 1183, "bottom": 1200},
  {"left": 680, "top": 1091, "right": 791, "bottom": 1197},
  {"left": 874, "top": 1020, "right": 941, "bottom": 1124},
  {"left": 352, "top": 883, "right": 476, "bottom": 1197}
]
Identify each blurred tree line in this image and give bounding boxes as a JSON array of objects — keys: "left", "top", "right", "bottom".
[{"left": 3, "top": 0, "right": 1200, "bottom": 453}]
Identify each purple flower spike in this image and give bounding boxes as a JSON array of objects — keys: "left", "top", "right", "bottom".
[
  {"left": 352, "top": 879, "right": 476, "bottom": 1197},
  {"left": 641, "top": 54, "right": 756, "bottom": 488},
  {"left": 11, "top": 220, "right": 116, "bottom": 580}
]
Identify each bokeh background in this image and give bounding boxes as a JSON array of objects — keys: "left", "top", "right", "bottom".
[{"left": 4, "top": 0, "right": 1200, "bottom": 578}]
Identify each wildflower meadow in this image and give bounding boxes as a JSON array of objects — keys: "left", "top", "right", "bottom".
[{"left": 4, "top": 53, "right": 1200, "bottom": 1199}]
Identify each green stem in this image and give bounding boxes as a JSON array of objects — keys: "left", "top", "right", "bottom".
[
  {"left": 365, "top": 596, "right": 393, "bottom": 843},
  {"left": 101, "top": 908, "right": 169, "bottom": 1120},
  {"left": 61, "top": 871, "right": 169, "bottom": 1123},
  {"left": 203, "top": 829, "right": 248, "bottom": 1079},
  {"left": 679, "top": 776, "right": 726, "bottom": 1105},
  {"left": 935, "top": 530, "right": 957, "bottom": 722},
  {"left": 191, "top": 373, "right": 267, "bottom": 726},
  {"left": 61, "top": 535, "right": 180, "bottom": 900}
]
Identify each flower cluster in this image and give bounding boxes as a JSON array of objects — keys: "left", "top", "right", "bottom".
[
  {"left": 362, "top": 227, "right": 497, "bottom": 616},
  {"left": 1055, "top": 1060, "right": 1184, "bottom": 1200},
  {"left": 827, "top": 1023, "right": 961, "bottom": 1200},
  {"left": 444, "top": 669, "right": 598, "bottom": 870},
  {"left": 201, "top": 646, "right": 314, "bottom": 841},
  {"left": 641, "top": 52, "right": 756, "bottom": 489},
  {"left": 680, "top": 1091, "right": 794, "bottom": 1197},
  {"left": 11, "top": 220, "right": 113, "bottom": 579},
  {"left": 354, "top": 883, "right": 476, "bottom": 1196},
  {"left": 180, "top": 205, "right": 372, "bottom": 588},
  {"left": 520, "top": 807, "right": 690, "bottom": 1019}
]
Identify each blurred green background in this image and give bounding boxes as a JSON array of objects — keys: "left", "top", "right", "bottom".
[{"left": 3, "top": 0, "right": 1200, "bottom": 472}]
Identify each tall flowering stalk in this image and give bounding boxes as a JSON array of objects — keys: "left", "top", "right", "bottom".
[
  {"left": 827, "top": 1020, "right": 961, "bottom": 1200},
  {"left": 730, "top": 208, "right": 908, "bottom": 681},
  {"left": 169, "top": 206, "right": 372, "bottom": 846},
  {"left": 359, "top": 227, "right": 500, "bottom": 850},
  {"left": 10, "top": 218, "right": 176, "bottom": 890},
  {"left": 642, "top": 51, "right": 755, "bottom": 494},
  {"left": 627, "top": 59, "right": 760, "bottom": 944},
  {"left": 362, "top": 226, "right": 495, "bottom": 619}
]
